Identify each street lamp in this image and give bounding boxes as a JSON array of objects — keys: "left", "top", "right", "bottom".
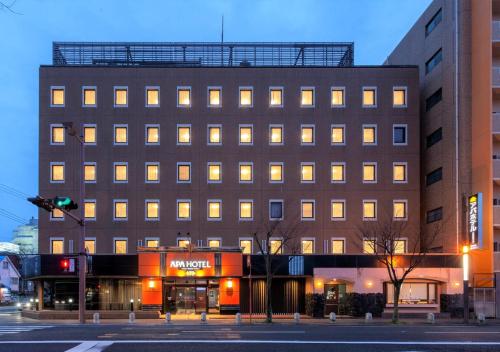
[{"left": 463, "top": 245, "right": 470, "bottom": 323}]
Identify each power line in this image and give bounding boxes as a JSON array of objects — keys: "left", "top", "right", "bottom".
[{"left": 0, "top": 183, "right": 31, "bottom": 198}]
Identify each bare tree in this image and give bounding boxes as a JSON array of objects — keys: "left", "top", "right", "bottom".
[{"left": 357, "top": 216, "right": 440, "bottom": 323}]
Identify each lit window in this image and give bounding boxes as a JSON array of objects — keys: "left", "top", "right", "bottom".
[
  {"left": 207, "top": 200, "right": 222, "bottom": 220},
  {"left": 331, "top": 163, "right": 345, "bottom": 183},
  {"left": 177, "top": 200, "right": 191, "bottom": 220},
  {"left": 240, "top": 239, "right": 253, "bottom": 254},
  {"left": 50, "top": 163, "right": 65, "bottom": 183},
  {"left": 208, "top": 162, "right": 222, "bottom": 183},
  {"left": 208, "top": 239, "right": 221, "bottom": 248},
  {"left": 146, "top": 200, "right": 160, "bottom": 220},
  {"left": 84, "top": 200, "right": 96, "bottom": 220},
  {"left": 269, "top": 87, "right": 283, "bottom": 107},
  {"left": 269, "top": 125, "right": 283, "bottom": 145},
  {"left": 83, "top": 87, "right": 96, "bottom": 106},
  {"left": 301, "top": 239, "right": 314, "bottom": 254},
  {"left": 84, "top": 239, "right": 96, "bottom": 254},
  {"left": 208, "top": 125, "right": 222, "bottom": 145},
  {"left": 114, "top": 125, "right": 128, "bottom": 145},
  {"left": 239, "top": 87, "right": 253, "bottom": 107},
  {"left": 114, "top": 87, "right": 128, "bottom": 107},
  {"left": 300, "top": 87, "right": 314, "bottom": 107},
  {"left": 239, "top": 200, "right": 253, "bottom": 220},
  {"left": 146, "top": 163, "right": 159, "bottom": 183},
  {"left": 269, "top": 163, "right": 283, "bottom": 183},
  {"left": 393, "top": 163, "right": 407, "bottom": 183},
  {"left": 51, "top": 208, "right": 64, "bottom": 220},
  {"left": 114, "top": 239, "right": 127, "bottom": 254},
  {"left": 177, "top": 87, "right": 191, "bottom": 107},
  {"left": 146, "top": 87, "right": 160, "bottom": 107},
  {"left": 362, "top": 125, "right": 377, "bottom": 145},
  {"left": 84, "top": 125, "right": 96, "bottom": 144},
  {"left": 145, "top": 125, "right": 160, "bottom": 145},
  {"left": 51, "top": 239, "right": 64, "bottom": 254},
  {"left": 331, "top": 125, "right": 345, "bottom": 145},
  {"left": 51, "top": 87, "right": 65, "bottom": 106},
  {"left": 84, "top": 163, "right": 96, "bottom": 183},
  {"left": 51, "top": 125, "right": 65, "bottom": 145},
  {"left": 239, "top": 125, "right": 253, "bottom": 145},
  {"left": 393, "top": 125, "right": 407, "bottom": 145},
  {"left": 177, "top": 125, "right": 191, "bottom": 145},
  {"left": 146, "top": 239, "right": 159, "bottom": 248},
  {"left": 332, "top": 239, "right": 345, "bottom": 254},
  {"left": 208, "top": 87, "right": 221, "bottom": 107},
  {"left": 393, "top": 200, "right": 407, "bottom": 220},
  {"left": 239, "top": 163, "right": 253, "bottom": 183},
  {"left": 363, "top": 200, "right": 377, "bottom": 220},
  {"left": 362, "top": 163, "right": 377, "bottom": 183},
  {"left": 363, "top": 239, "right": 376, "bottom": 254},
  {"left": 301, "top": 163, "right": 315, "bottom": 183},
  {"left": 114, "top": 200, "right": 128, "bottom": 220},
  {"left": 269, "top": 200, "right": 283, "bottom": 220},
  {"left": 177, "top": 239, "right": 191, "bottom": 248},
  {"left": 331, "top": 200, "right": 345, "bottom": 220},
  {"left": 393, "top": 87, "right": 407, "bottom": 107},
  {"left": 301, "top": 125, "right": 315, "bottom": 145},
  {"left": 301, "top": 200, "right": 315, "bottom": 220},
  {"left": 362, "top": 87, "right": 376, "bottom": 107},
  {"left": 331, "top": 87, "right": 345, "bottom": 107},
  {"left": 114, "top": 163, "right": 128, "bottom": 183},
  {"left": 177, "top": 163, "right": 191, "bottom": 183},
  {"left": 394, "top": 239, "right": 407, "bottom": 254},
  {"left": 270, "top": 239, "right": 283, "bottom": 254}
]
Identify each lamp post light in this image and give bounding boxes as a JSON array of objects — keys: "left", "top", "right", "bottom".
[
  {"left": 463, "top": 245, "right": 470, "bottom": 323},
  {"left": 35, "top": 298, "right": 39, "bottom": 311},
  {"left": 68, "top": 298, "right": 74, "bottom": 312},
  {"left": 130, "top": 299, "right": 134, "bottom": 312}
]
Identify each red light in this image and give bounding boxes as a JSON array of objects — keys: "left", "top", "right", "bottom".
[{"left": 61, "top": 259, "right": 69, "bottom": 270}]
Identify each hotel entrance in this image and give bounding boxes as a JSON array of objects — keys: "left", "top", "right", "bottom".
[{"left": 164, "top": 280, "right": 219, "bottom": 314}]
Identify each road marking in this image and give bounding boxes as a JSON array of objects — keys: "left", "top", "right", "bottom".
[
  {"left": 180, "top": 330, "right": 305, "bottom": 334},
  {"left": 65, "top": 341, "right": 113, "bottom": 352},
  {"left": 0, "top": 325, "right": 53, "bottom": 336},
  {"left": 425, "top": 331, "right": 500, "bottom": 334}
]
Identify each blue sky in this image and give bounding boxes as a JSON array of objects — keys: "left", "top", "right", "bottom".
[{"left": 0, "top": 0, "right": 431, "bottom": 242}]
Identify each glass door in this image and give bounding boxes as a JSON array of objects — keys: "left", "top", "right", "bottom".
[
  {"left": 195, "top": 287, "right": 207, "bottom": 314},
  {"left": 176, "top": 287, "right": 195, "bottom": 314}
]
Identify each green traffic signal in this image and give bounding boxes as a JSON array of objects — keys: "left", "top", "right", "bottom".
[{"left": 53, "top": 197, "right": 78, "bottom": 211}]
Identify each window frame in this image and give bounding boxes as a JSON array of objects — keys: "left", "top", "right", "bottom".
[
  {"left": 177, "top": 237, "right": 191, "bottom": 248},
  {"left": 363, "top": 238, "right": 376, "bottom": 254},
  {"left": 238, "top": 124, "right": 253, "bottom": 146},
  {"left": 145, "top": 199, "right": 160, "bottom": 221},
  {"left": 300, "top": 162, "right": 315, "bottom": 184},
  {"left": 145, "top": 162, "right": 160, "bottom": 184},
  {"left": 50, "top": 237, "right": 65, "bottom": 254},
  {"left": 331, "top": 237, "right": 346, "bottom": 254},
  {"left": 331, "top": 124, "right": 346, "bottom": 146},
  {"left": 113, "top": 124, "right": 128, "bottom": 146},
  {"left": 207, "top": 162, "right": 222, "bottom": 184},
  {"left": 269, "top": 237, "right": 284, "bottom": 254},
  {"left": 362, "top": 86, "right": 377, "bottom": 108},
  {"left": 362, "top": 162, "right": 377, "bottom": 184},
  {"left": 239, "top": 237, "right": 253, "bottom": 254},
  {"left": 239, "top": 86, "right": 253, "bottom": 108},
  {"left": 113, "top": 237, "right": 128, "bottom": 254},
  {"left": 177, "top": 86, "right": 192, "bottom": 108},
  {"left": 50, "top": 123, "right": 65, "bottom": 145},
  {"left": 144, "top": 124, "right": 160, "bottom": 146},
  {"left": 113, "top": 199, "right": 128, "bottom": 221},
  {"left": 269, "top": 124, "right": 284, "bottom": 146},
  {"left": 393, "top": 86, "right": 408, "bottom": 108},
  {"left": 84, "top": 237, "right": 97, "bottom": 254},
  {"left": 50, "top": 208, "right": 65, "bottom": 222},
  {"left": 239, "top": 162, "right": 254, "bottom": 184},
  {"left": 207, "top": 86, "right": 222, "bottom": 108},
  {"left": 113, "top": 86, "right": 128, "bottom": 108},
  {"left": 83, "top": 123, "right": 97, "bottom": 146},
  {"left": 362, "top": 200, "right": 377, "bottom": 221},
  {"left": 269, "top": 162, "right": 284, "bottom": 184},
  {"left": 269, "top": 199, "right": 284, "bottom": 221},
  {"left": 176, "top": 124, "right": 192, "bottom": 146},
  {"left": 176, "top": 162, "right": 192, "bottom": 184},
  {"left": 239, "top": 199, "right": 254, "bottom": 221},
  {"left": 82, "top": 86, "right": 97, "bottom": 107},
  {"left": 393, "top": 162, "right": 408, "bottom": 184},
  {"left": 300, "top": 124, "right": 315, "bottom": 146},
  {"left": 176, "top": 199, "right": 192, "bottom": 221},
  {"left": 145, "top": 86, "right": 160, "bottom": 108},
  {"left": 331, "top": 199, "right": 346, "bottom": 221},
  {"left": 84, "top": 198, "right": 97, "bottom": 221},
  {"left": 113, "top": 162, "right": 128, "bottom": 184},
  {"left": 362, "top": 124, "right": 377, "bottom": 146},
  {"left": 331, "top": 162, "right": 346, "bottom": 184},
  {"left": 301, "top": 199, "right": 316, "bottom": 221},
  {"left": 207, "top": 124, "right": 222, "bottom": 146},
  {"left": 50, "top": 86, "right": 65, "bottom": 107},
  {"left": 393, "top": 124, "right": 408, "bottom": 146},
  {"left": 301, "top": 237, "right": 315, "bottom": 255},
  {"left": 50, "top": 162, "right": 65, "bottom": 184},
  {"left": 300, "top": 86, "right": 315, "bottom": 108},
  {"left": 145, "top": 237, "right": 160, "bottom": 248},
  {"left": 269, "top": 86, "right": 284, "bottom": 108},
  {"left": 207, "top": 237, "right": 222, "bottom": 248},
  {"left": 393, "top": 199, "right": 408, "bottom": 221},
  {"left": 207, "top": 199, "right": 222, "bottom": 221},
  {"left": 84, "top": 162, "right": 97, "bottom": 184},
  {"left": 330, "top": 86, "right": 346, "bottom": 108}
]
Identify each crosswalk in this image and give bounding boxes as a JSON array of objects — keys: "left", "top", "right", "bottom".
[{"left": 0, "top": 325, "right": 53, "bottom": 336}]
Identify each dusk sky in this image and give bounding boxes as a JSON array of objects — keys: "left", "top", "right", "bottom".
[{"left": 0, "top": 0, "right": 431, "bottom": 242}]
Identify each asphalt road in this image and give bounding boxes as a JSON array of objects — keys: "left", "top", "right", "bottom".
[{"left": 1, "top": 308, "right": 500, "bottom": 351}]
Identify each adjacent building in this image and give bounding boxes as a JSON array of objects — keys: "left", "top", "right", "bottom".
[{"left": 12, "top": 218, "right": 38, "bottom": 254}]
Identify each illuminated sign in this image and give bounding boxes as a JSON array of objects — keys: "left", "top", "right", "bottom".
[
  {"left": 468, "top": 193, "right": 483, "bottom": 249},
  {"left": 170, "top": 260, "right": 211, "bottom": 271}
]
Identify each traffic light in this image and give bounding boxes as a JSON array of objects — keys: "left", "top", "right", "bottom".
[
  {"left": 53, "top": 197, "right": 78, "bottom": 211},
  {"left": 27, "top": 196, "right": 55, "bottom": 213},
  {"left": 60, "top": 257, "right": 76, "bottom": 273}
]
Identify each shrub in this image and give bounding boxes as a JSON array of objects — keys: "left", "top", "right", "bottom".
[
  {"left": 305, "top": 293, "right": 325, "bottom": 317},
  {"left": 342, "top": 293, "right": 385, "bottom": 317}
]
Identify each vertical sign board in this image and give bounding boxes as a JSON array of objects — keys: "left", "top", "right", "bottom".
[{"left": 468, "top": 193, "right": 483, "bottom": 249}]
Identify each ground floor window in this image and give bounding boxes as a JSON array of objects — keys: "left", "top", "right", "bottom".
[{"left": 386, "top": 282, "right": 437, "bottom": 304}]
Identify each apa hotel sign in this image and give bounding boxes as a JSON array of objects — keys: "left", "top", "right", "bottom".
[
  {"left": 468, "top": 193, "right": 483, "bottom": 249},
  {"left": 170, "top": 260, "right": 212, "bottom": 271},
  {"left": 166, "top": 253, "right": 215, "bottom": 277}
]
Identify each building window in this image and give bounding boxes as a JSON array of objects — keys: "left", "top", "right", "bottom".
[
  {"left": 50, "top": 124, "right": 65, "bottom": 145},
  {"left": 239, "top": 238, "right": 253, "bottom": 254},
  {"left": 145, "top": 238, "right": 159, "bottom": 248},
  {"left": 83, "top": 124, "right": 97, "bottom": 145},
  {"left": 114, "top": 125, "right": 128, "bottom": 145},
  {"left": 84, "top": 239, "right": 96, "bottom": 254},
  {"left": 301, "top": 200, "right": 315, "bottom": 221},
  {"left": 393, "top": 87, "right": 407, "bottom": 107},
  {"left": 393, "top": 239, "right": 407, "bottom": 254},
  {"left": 177, "top": 162, "right": 191, "bottom": 183},
  {"left": 82, "top": 86, "right": 96, "bottom": 107},
  {"left": 393, "top": 200, "right": 408, "bottom": 220},
  {"left": 363, "top": 200, "right": 377, "bottom": 220},
  {"left": 301, "top": 125, "right": 315, "bottom": 145},
  {"left": 239, "top": 163, "right": 253, "bottom": 183},
  {"left": 239, "top": 200, "right": 253, "bottom": 220},
  {"left": 300, "top": 87, "right": 315, "bottom": 107},
  {"left": 269, "top": 162, "right": 283, "bottom": 183},
  {"left": 362, "top": 125, "right": 377, "bottom": 145},
  {"left": 177, "top": 87, "right": 191, "bottom": 107},
  {"left": 207, "top": 200, "right": 222, "bottom": 221},
  {"left": 50, "top": 87, "right": 65, "bottom": 107},
  {"left": 362, "top": 162, "right": 377, "bottom": 183},
  {"left": 269, "top": 87, "right": 283, "bottom": 107},
  {"left": 301, "top": 162, "right": 315, "bottom": 183},
  {"left": 331, "top": 162, "right": 346, "bottom": 183},
  {"left": 146, "top": 86, "right": 160, "bottom": 107},
  {"left": 207, "top": 125, "right": 222, "bottom": 145},
  {"left": 208, "top": 87, "right": 222, "bottom": 107},
  {"left": 301, "top": 239, "right": 314, "bottom": 254},
  {"left": 425, "top": 48, "right": 443, "bottom": 74},
  {"left": 393, "top": 125, "right": 407, "bottom": 145},
  {"left": 331, "top": 125, "right": 345, "bottom": 145},
  {"left": 207, "top": 162, "right": 222, "bottom": 183},
  {"left": 362, "top": 87, "right": 377, "bottom": 107},
  {"left": 208, "top": 239, "right": 221, "bottom": 248},
  {"left": 269, "top": 200, "right": 283, "bottom": 220},
  {"left": 177, "top": 200, "right": 191, "bottom": 221},
  {"left": 331, "top": 239, "right": 345, "bottom": 254},
  {"left": 387, "top": 282, "right": 437, "bottom": 304},
  {"left": 50, "top": 238, "right": 64, "bottom": 254},
  {"left": 331, "top": 200, "right": 346, "bottom": 221},
  {"left": 145, "top": 200, "right": 160, "bottom": 220},
  {"left": 84, "top": 200, "right": 96, "bottom": 220},
  {"left": 50, "top": 208, "right": 64, "bottom": 221},
  {"left": 270, "top": 239, "right": 283, "bottom": 254},
  {"left": 113, "top": 200, "right": 128, "bottom": 220},
  {"left": 113, "top": 162, "right": 128, "bottom": 183},
  {"left": 425, "top": 88, "right": 442, "bottom": 112},
  {"left": 177, "top": 124, "right": 191, "bottom": 145},
  {"left": 239, "top": 87, "right": 253, "bottom": 107},
  {"left": 239, "top": 125, "right": 253, "bottom": 145},
  {"left": 114, "top": 87, "right": 128, "bottom": 107},
  {"left": 363, "top": 239, "right": 376, "bottom": 254},
  {"left": 269, "top": 125, "right": 283, "bottom": 145},
  {"left": 50, "top": 162, "right": 65, "bottom": 183},
  {"left": 145, "top": 124, "right": 160, "bottom": 145},
  {"left": 426, "top": 127, "right": 442, "bottom": 148},
  {"left": 145, "top": 162, "right": 160, "bottom": 183},
  {"left": 84, "top": 162, "right": 97, "bottom": 183},
  {"left": 425, "top": 8, "right": 442, "bottom": 36},
  {"left": 426, "top": 167, "right": 443, "bottom": 186},
  {"left": 331, "top": 87, "right": 345, "bottom": 107},
  {"left": 393, "top": 162, "right": 407, "bottom": 183},
  {"left": 426, "top": 207, "right": 443, "bottom": 223},
  {"left": 177, "top": 238, "right": 191, "bottom": 248},
  {"left": 114, "top": 238, "right": 128, "bottom": 254}
]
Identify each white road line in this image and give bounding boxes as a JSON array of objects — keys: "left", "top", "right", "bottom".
[
  {"left": 425, "top": 331, "right": 500, "bottom": 334},
  {"left": 180, "top": 330, "right": 305, "bottom": 334},
  {"left": 65, "top": 341, "right": 113, "bottom": 352}
]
